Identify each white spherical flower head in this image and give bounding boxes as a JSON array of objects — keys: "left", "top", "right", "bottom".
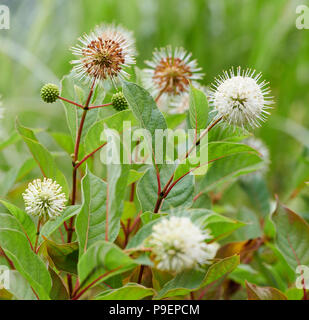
[
  {"left": 142, "top": 46, "right": 203, "bottom": 103},
  {"left": 23, "top": 178, "right": 67, "bottom": 221},
  {"left": 149, "top": 216, "right": 218, "bottom": 273},
  {"left": 71, "top": 23, "right": 136, "bottom": 84},
  {"left": 209, "top": 67, "right": 274, "bottom": 128}
]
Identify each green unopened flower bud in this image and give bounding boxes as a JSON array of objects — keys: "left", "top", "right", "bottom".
[
  {"left": 112, "top": 92, "right": 128, "bottom": 111},
  {"left": 41, "top": 84, "right": 59, "bottom": 103}
]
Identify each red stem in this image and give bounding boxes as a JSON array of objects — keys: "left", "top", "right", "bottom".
[
  {"left": 153, "top": 118, "right": 222, "bottom": 213},
  {"left": 31, "top": 287, "right": 40, "bottom": 300},
  {"left": 34, "top": 219, "right": 41, "bottom": 253},
  {"left": 130, "top": 183, "right": 135, "bottom": 202},
  {"left": 184, "top": 116, "right": 222, "bottom": 160},
  {"left": 88, "top": 102, "right": 113, "bottom": 110},
  {"left": 67, "top": 274, "right": 73, "bottom": 298},
  {"left": 193, "top": 192, "right": 203, "bottom": 202},
  {"left": 67, "top": 78, "right": 96, "bottom": 297},
  {"left": 71, "top": 77, "right": 97, "bottom": 206},
  {"left": 137, "top": 265, "right": 145, "bottom": 284},
  {"left": 153, "top": 196, "right": 164, "bottom": 214},
  {"left": 128, "top": 212, "right": 141, "bottom": 233},
  {"left": 73, "top": 109, "right": 88, "bottom": 166},
  {"left": 63, "top": 221, "right": 69, "bottom": 232},
  {"left": 121, "top": 220, "right": 130, "bottom": 248},
  {"left": 58, "top": 96, "right": 84, "bottom": 109},
  {"left": 155, "top": 157, "right": 227, "bottom": 214},
  {"left": 59, "top": 227, "right": 65, "bottom": 243},
  {"left": 0, "top": 247, "right": 15, "bottom": 269},
  {"left": 72, "top": 267, "right": 122, "bottom": 300},
  {"left": 75, "top": 142, "right": 107, "bottom": 170}
]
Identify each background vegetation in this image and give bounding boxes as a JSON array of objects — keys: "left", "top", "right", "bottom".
[{"left": 1, "top": 0, "right": 309, "bottom": 201}]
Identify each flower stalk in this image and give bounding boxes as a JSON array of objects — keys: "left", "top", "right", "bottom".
[
  {"left": 69, "top": 77, "right": 97, "bottom": 243},
  {"left": 34, "top": 218, "right": 42, "bottom": 253},
  {"left": 153, "top": 117, "right": 222, "bottom": 213}
]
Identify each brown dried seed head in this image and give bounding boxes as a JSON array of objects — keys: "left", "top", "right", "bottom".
[
  {"left": 153, "top": 57, "right": 193, "bottom": 95},
  {"left": 81, "top": 37, "right": 126, "bottom": 80}
]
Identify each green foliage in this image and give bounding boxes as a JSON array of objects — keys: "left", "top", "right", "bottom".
[
  {"left": 245, "top": 281, "right": 287, "bottom": 300},
  {"left": 75, "top": 170, "right": 108, "bottom": 256},
  {"left": 43, "top": 239, "right": 79, "bottom": 274},
  {"left": 189, "top": 85, "right": 208, "bottom": 130},
  {"left": 122, "top": 81, "right": 167, "bottom": 162},
  {"left": 16, "top": 120, "right": 69, "bottom": 195},
  {"left": 0, "top": 228, "right": 52, "bottom": 300},
  {"left": 84, "top": 110, "right": 137, "bottom": 154},
  {"left": 96, "top": 283, "right": 155, "bottom": 300},
  {"left": 137, "top": 165, "right": 195, "bottom": 212},
  {"left": 49, "top": 268, "right": 70, "bottom": 300},
  {"left": 40, "top": 205, "right": 81, "bottom": 242},
  {"left": 4, "top": 270, "right": 37, "bottom": 300},
  {"left": 272, "top": 201, "right": 309, "bottom": 271},
  {"left": 60, "top": 75, "right": 101, "bottom": 143},
  {"left": 77, "top": 241, "right": 137, "bottom": 290},
  {"left": 0, "top": 200, "right": 37, "bottom": 246},
  {"left": 199, "top": 151, "right": 263, "bottom": 192},
  {"left": 155, "top": 255, "right": 240, "bottom": 299}
]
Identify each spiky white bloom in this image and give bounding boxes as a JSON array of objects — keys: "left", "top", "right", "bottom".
[
  {"left": 149, "top": 216, "right": 218, "bottom": 273},
  {"left": 23, "top": 178, "right": 67, "bottom": 220},
  {"left": 71, "top": 23, "right": 136, "bottom": 85},
  {"left": 209, "top": 67, "right": 273, "bottom": 128},
  {"left": 141, "top": 46, "right": 203, "bottom": 103}
]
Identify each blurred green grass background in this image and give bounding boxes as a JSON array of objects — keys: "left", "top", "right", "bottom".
[{"left": 0, "top": 0, "right": 309, "bottom": 199}]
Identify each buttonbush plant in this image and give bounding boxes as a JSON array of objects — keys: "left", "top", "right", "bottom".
[{"left": 0, "top": 22, "right": 308, "bottom": 302}]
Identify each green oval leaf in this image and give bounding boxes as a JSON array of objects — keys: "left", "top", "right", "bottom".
[
  {"left": 271, "top": 201, "right": 309, "bottom": 270},
  {"left": 189, "top": 85, "right": 208, "bottom": 130},
  {"left": 246, "top": 281, "right": 287, "bottom": 300},
  {"left": 0, "top": 229, "right": 52, "bottom": 300},
  {"left": 96, "top": 283, "right": 155, "bottom": 300}
]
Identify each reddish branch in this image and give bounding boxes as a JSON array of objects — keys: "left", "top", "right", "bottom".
[
  {"left": 129, "top": 212, "right": 141, "bottom": 234},
  {"left": 65, "top": 78, "right": 97, "bottom": 297},
  {"left": 153, "top": 117, "right": 223, "bottom": 213},
  {"left": 68, "top": 78, "right": 97, "bottom": 244},
  {"left": 120, "top": 212, "right": 142, "bottom": 248},
  {"left": 58, "top": 96, "right": 84, "bottom": 109},
  {"left": 34, "top": 219, "right": 41, "bottom": 253},
  {"left": 71, "top": 266, "right": 122, "bottom": 300},
  {"left": 130, "top": 183, "right": 135, "bottom": 202},
  {"left": 137, "top": 265, "right": 145, "bottom": 284},
  {"left": 193, "top": 192, "right": 203, "bottom": 202},
  {"left": 75, "top": 142, "right": 107, "bottom": 170},
  {"left": 0, "top": 247, "right": 15, "bottom": 269},
  {"left": 88, "top": 102, "right": 113, "bottom": 110}
]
